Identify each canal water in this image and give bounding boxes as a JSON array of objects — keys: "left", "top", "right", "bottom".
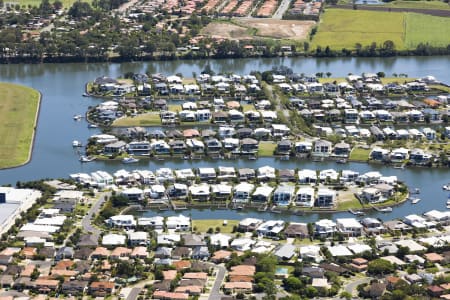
[{"left": 0, "top": 56, "right": 449, "bottom": 221}]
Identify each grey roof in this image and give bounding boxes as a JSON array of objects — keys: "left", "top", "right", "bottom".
[{"left": 274, "top": 244, "right": 296, "bottom": 259}]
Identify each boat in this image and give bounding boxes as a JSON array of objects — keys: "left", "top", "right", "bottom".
[
  {"left": 248, "top": 156, "right": 257, "bottom": 160},
  {"left": 79, "top": 155, "right": 96, "bottom": 163},
  {"left": 122, "top": 157, "right": 139, "bottom": 164},
  {"left": 348, "top": 208, "right": 365, "bottom": 216},
  {"left": 82, "top": 93, "right": 90, "bottom": 97},
  {"left": 72, "top": 140, "right": 82, "bottom": 147},
  {"left": 411, "top": 198, "right": 421, "bottom": 204},
  {"left": 336, "top": 159, "right": 347, "bottom": 164},
  {"left": 443, "top": 184, "right": 450, "bottom": 191},
  {"left": 73, "top": 114, "right": 82, "bottom": 120},
  {"left": 393, "top": 165, "right": 404, "bottom": 169},
  {"left": 379, "top": 207, "right": 393, "bottom": 213},
  {"left": 411, "top": 188, "right": 420, "bottom": 194},
  {"left": 88, "top": 124, "right": 98, "bottom": 129}
]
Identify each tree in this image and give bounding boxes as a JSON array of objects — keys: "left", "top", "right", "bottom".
[
  {"left": 326, "top": 72, "right": 332, "bottom": 78},
  {"left": 368, "top": 259, "right": 394, "bottom": 275},
  {"left": 283, "top": 276, "right": 303, "bottom": 292}
]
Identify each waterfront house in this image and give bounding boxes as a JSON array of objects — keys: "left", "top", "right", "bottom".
[
  {"left": 175, "top": 168, "right": 196, "bottom": 181},
  {"left": 295, "top": 141, "right": 312, "bottom": 154},
  {"left": 233, "top": 183, "right": 254, "bottom": 203},
  {"left": 272, "top": 185, "right": 295, "bottom": 206},
  {"left": 361, "top": 187, "right": 382, "bottom": 203},
  {"left": 186, "top": 139, "right": 204, "bottom": 153},
  {"left": 251, "top": 185, "right": 273, "bottom": 203},
  {"left": 316, "top": 189, "right": 336, "bottom": 207},
  {"left": 295, "top": 187, "right": 315, "bottom": 207},
  {"left": 138, "top": 216, "right": 164, "bottom": 230},
  {"left": 213, "top": 111, "right": 228, "bottom": 124},
  {"left": 272, "top": 124, "right": 290, "bottom": 137},
  {"left": 344, "top": 109, "right": 359, "bottom": 124},
  {"left": 390, "top": 148, "right": 409, "bottom": 161},
  {"left": 205, "top": 138, "right": 222, "bottom": 153},
  {"left": 168, "top": 183, "right": 189, "bottom": 199},
  {"left": 211, "top": 184, "right": 232, "bottom": 200},
  {"left": 223, "top": 137, "right": 240, "bottom": 151},
  {"left": 127, "top": 141, "right": 151, "bottom": 155},
  {"left": 284, "top": 223, "right": 309, "bottom": 238},
  {"left": 257, "top": 166, "right": 276, "bottom": 181},
  {"left": 198, "top": 168, "right": 216, "bottom": 181},
  {"left": 278, "top": 169, "right": 295, "bottom": 182},
  {"left": 333, "top": 142, "right": 350, "bottom": 157},
  {"left": 298, "top": 169, "right": 317, "bottom": 184},
  {"left": 166, "top": 215, "right": 190, "bottom": 231},
  {"left": 238, "top": 218, "right": 263, "bottom": 232},
  {"left": 104, "top": 141, "right": 127, "bottom": 155},
  {"left": 239, "top": 168, "right": 256, "bottom": 181},
  {"left": 361, "top": 217, "right": 385, "bottom": 234},
  {"left": 313, "top": 140, "right": 332, "bottom": 156},
  {"left": 319, "top": 169, "right": 339, "bottom": 183},
  {"left": 189, "top": 184, "right": 210, "bottom": 201},
  {"left": 257, "top": 220, "right": 285, "bottom": 237},
  {"left": 341, "top": 170, "right": 359, "bottom": 182},
  {"left": 336, "top": 218, "right": 363, "bottom": 237},
  {"left": 106, "top": 215, "right": 136, "bottom": 228},
  {"left": 276, "top": 140, "right": 292, "bottom": 155},
  {"left": 240, "top": 138, "right": 259, "bottom": 153},
  {"left": 121, "top": 187, "right": 144, "bottom": 201},
  {"left": 146, "top": 185, "right": 167, "bottom": 202},
  {"left": 218, "top": 166, "right": 236, "bottom": 180},
  {"left": 229, "top": 110, "right": 245, "bottom": 123},
  {"left": 370, "top": 148, "right": 389, "bottom": 161},
  {"left": 410, "top": 149, "right": 433, "bottom": 164},
  {"left": 156, "top": 168, "right": 175, "bottom": 182},
  {"left": 315, "top": 219, "right": 337, "bottom": 237}
]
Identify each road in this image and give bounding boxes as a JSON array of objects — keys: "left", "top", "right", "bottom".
[
  {"left": 208, "top": 264, "right": 226, "bottom": 300},
  {"left": 81, "top": 192, "right": 110, "bottom": 240},
  {"left": 126, "top": 287, "right": 142, "bottom": 300},
  {"left": 272, "top": 0, "right": 292, "bottom": 19},
  {"left": 344, "top": 277, "right": 372, "bottom": 296}
]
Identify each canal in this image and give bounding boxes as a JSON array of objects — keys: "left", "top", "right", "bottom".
[{"left": 0, "top": 56, "right": 449, "bottom": 221}]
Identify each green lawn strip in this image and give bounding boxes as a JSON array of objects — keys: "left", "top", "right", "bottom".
[
  {"left": 349, "top": 147, "right": 371, "bottom": 161},
  {"left": 258, "top": 141, "right": 277, "bottom": 156},
  {"left": 336, "top": 196, "right": 363, "bottom": 211},
  {"left": 192, "top": 219, "right": 239, "bottom": 234},
  {"left": 380, "top": 0, "right": 450, "bottom": 10},
  {"left": 0, "top": 82, "right": 40, "bottom": 169},
  {"left": 17, "top": 0, "right": 89, "bottom": 9},
  {"left": 113, "top": 113, "right": 161, "bottom": 126},
  {"left": 405, "top": 13, "right": 450, "bottom": 48}
]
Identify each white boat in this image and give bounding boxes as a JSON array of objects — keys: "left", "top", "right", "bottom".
[
  {"left": 379, "top": 207, "right": 393, "bottom": 213},
  {"left": 122, "top": 157, "right": 139, "bottom": 164},
  {"left": 443, "top": 185, "right": 450, "bottom": 191},
  {"left": 88, "top": 124, "right": 98, "bottom": 129},
  {"left": 411, "top": 198, "right": 421, "bottom": 204},
  {"left": 73, "top": 114, "right": 82, "bottom": 120},
  {"left": 79, "top": 155, "right": 96, "bottom": 163},
  {"left": 72, "top": 140, "right": 82, "bottom": 147}
]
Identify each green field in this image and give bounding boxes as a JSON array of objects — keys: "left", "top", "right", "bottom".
[
  {"left": 192, "top": 219, "right": 239, "bottom": 234},
  {"left": 349, "top": 147, "right": 371, "bottom": 161},
  {"left": 312, "top": 9, "right": 450, "bottom": 50},
  {"left": 405, "top": 13, "right": 450, "bottom": 47},
  {"left": 113, "top": 113, "right": 161, "bottom": 126},
  {"left": 14, "top": 0, "right": 91, "bottom": 9},
  {"left": 258, "top": 141, "right": 277, "bottom": 156},
  {"left": 0, "top": 83, "right": 40, "bottom": 169},
  {"left": 336, "top": 0, "right": 450, "bottom": 10}
]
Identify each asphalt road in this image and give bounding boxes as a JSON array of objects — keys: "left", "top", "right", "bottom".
[
  {"left": 272, "top": 0, "right": 292, "bottom": 19},
  {"left": 81, "top": 192, "right": 110, "bottom": 239},
  {"left": 126, "top": 287, "right": 142, "bottom": 300},
  {"left": 208, "top": 264, "right": 226, "bottom": 300},
  {"left": 344, "top": 277, "right": 372, "bottom": 296}
]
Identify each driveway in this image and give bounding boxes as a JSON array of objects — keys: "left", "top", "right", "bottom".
[{"left": 344, "top": 277, "right": 372, "bottom": 296}]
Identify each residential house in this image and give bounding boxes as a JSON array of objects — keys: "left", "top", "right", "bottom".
[
  {"left": 295, "top": 187, "right": 315, "bottom": 207},
  {"left": 313, "top": 140, "right": 332, "bottom": 156},
  {"left": 315, "top": 219, "right": 336, "bottom": 237},
  {"left": 233, "top": 183, "right": 254, "bottom": 203},
  {"left": 284, "top": 223, "right": 309, "bottom": 238},
  {"left": 257, "top": 220, "right": 285, "bottom": 237},
  {"left": 251, "top": 186, "right": 273, "bottom": 203},
  {"left": 272, "top": 185, "right": 295, "bottom": 206},
  {"left": 336, "top": 218, "right": 363, "bottom": 237},
  {"left": 316, "top": 189, "right": 336, "bottom": 207},
  {"left": 89, "top": 282, "right": 115, "bottom": 297}
]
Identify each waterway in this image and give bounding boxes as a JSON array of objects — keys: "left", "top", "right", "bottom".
[{"left": 0, "top": 56, "right": 449, "bottom": 222}]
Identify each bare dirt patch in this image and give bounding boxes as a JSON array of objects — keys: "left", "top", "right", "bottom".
[
  {"left": 201, "top": 19, "right": 316, "bottom": 40},
  {"left": 236, "top": 18, "right": 316, "bottom": 39},
  {"left": 201, "top": 22, "right": 253, "bottom": 40}
]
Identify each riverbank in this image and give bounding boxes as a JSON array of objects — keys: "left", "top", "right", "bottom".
[{"left": 0, "top": 83, "right": 41, "bottom": 169}]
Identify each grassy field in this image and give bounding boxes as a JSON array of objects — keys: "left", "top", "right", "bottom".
[
  {"left": 0, "top": 83, "right": 40, "bottom": 169},
  {"left": 113, "top": 113, "right": 161, "bottom": 126},
  {"left": 373, "top": 0, "right": 450, "bottom": 10},
  {"left": 336, "top": 196, "right": 363, "bottom": 211},
  {"left": 405, "top": 13, "right": 450, "bottom": 48},
  {"left": 349, "top": 147, "right": 371, "bottom": 161},
  {"left": 312, "top": 9, "right": 405, "bottom": 50},
  {"left": 192, "top": 219, "right": 239, "bottom": 234},
  {"left": 312, "top": 9, "right": 450, "bottom": 50},
  {"left": 258, "top": 141, "right": 277, "bottom": 156},
  {"left": 14, "top": 0, "right": 89, "bottom": 9}
]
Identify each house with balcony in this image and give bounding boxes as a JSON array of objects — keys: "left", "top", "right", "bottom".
[
  {"left": 315, "top": 219, "right": 336, "bottom": 237},
  {"left": 252, "top": 185, "right": 274, "bottom": 203},
  {"left": 233, "top": 183, "right": 254, "bottom": 203},
  {"left": 336, "top": 218, "right": 363, "bottom": 237},
  {"left": 295, "top": 187, "right": 315, "bottom": 207},
  {"left": 316, "top": 189, "right": 336, "bottom": 207},
  {"left": 272, "top": 185, "right": 295, "bottom": 206}
]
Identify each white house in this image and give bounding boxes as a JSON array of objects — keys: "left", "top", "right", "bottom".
[
  {"left": 257, "top": 220, "right": 285, "bottom": 237},
  {"left": 336, "top": 218, "right": 363, "bottom": 237},
  {"left": 316, "top": 189, "right": 336, "bottom": 207},
  {"left": 233, "top": 183, "right": 254, "bottom": 203},
  {"left": 106, "top": 215, "right": 136, "bottom": 228},
  {"left": 102, "top": 234, "right": 126, "bottom": 246},
  {"left": 252, "top": 185, "right": 274, "bottom": 203},
  {"left": 298, "top": 169, "right": 317, "bottom": 184},
  {"left": 166, "top": 215, "right": 191, "bottom": 231},
  {"left": 315, "top": 219, "right": 336, "bottom": 237},
  {"left": 295, "top": 187, "right": 315, "bottom": 207},
  {"left": 272, "top": 185, "right": 295, "bottom": 206},
  {"left": 257, "top": 166, "right": 276, "bottom": 180}
]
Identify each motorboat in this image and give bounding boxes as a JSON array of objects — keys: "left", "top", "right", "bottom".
[
  {"left": 88, "top": 124, "right": 98, "bottom": 129},
  {"left": 348, "top": 208, "right": 365, "bottom": 216},
  {"left": 379, "top": 207, "right": 393, "bottom": 213},
  {"left": 82, "top": 93, "right": 90, "bottom": 97},
  {"left": 72, "top": 140, "right": 82, "bottom": 147},
  {"left": 79, "top": 155, "right": 96, "bottom": 163},
  {"left": 443, "top": 184, "right": 450, "bottom": 191},
  {"left": 411, "top": 198, "right": 421, "bottom": 204},
  {"left": 122, "top": 157, "right": 139, "bottom": 164},
  {"left": 336, "top": 159, "right": 347, "bottom": 164},
  {"left": 73, "top": 114, "right": 82, "bottom": 120}
]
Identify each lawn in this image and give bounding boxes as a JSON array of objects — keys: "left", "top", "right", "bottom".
[
  {"left": 312, "top": 9, "right": 450, "bottom": 50},
  {"left": 16, "top": 0, "right": 90, "bottom": 9},
  {"left": 0, "top": 82, "right": 40, "bottom": 169},
  {"left": 405, "top": 13, "right": 450, "bottom": 48},
  {"left": 192, "top": 219, "right": 239, "bottom": 234},
  {"left": 377, "top": 0, "right": 450, "bottom": 10},
  {"left": 258, "top": 141, "right": 277, "bottom": 156},
  {"left": 349, "top": 147, "right": 371, "bottom": 161},
  {"left": 312, "top": 9, "right": 406, "bottom": 50},
  {"left": 336, "top": 196, "right": 363, "bottom": 211},
  {"left": 112, "top": 113, "right": 161, "bottom": 126}
]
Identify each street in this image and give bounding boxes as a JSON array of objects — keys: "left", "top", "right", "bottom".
[
  {"left": 81, "top": 192, "right": 110, "bottom": 240},
  {"left": 208, "top": 264, "right": 226, "bottom": 300}
]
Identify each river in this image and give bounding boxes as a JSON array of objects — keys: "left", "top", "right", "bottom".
[{"left": 0, "top": 56, "right": 450, "bottom": 221}]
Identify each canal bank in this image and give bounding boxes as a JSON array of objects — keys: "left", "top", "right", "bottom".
[{"left": 0, "top": 56, "right": 448, "bottom": 221}]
